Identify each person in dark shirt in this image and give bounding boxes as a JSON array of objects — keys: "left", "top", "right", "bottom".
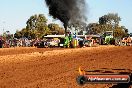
[{"left": 0, "top": 39, "right": 3, "bottom": 48}]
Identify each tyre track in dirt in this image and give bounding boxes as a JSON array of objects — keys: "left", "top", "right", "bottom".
[
  {"left": 0, "top": 46, "right": 132, "bottom": 88},
  {"left": 0, "top": 47, "right": 64, "bottom": 56}
]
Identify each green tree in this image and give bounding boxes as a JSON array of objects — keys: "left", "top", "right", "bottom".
[
  {"left": 121, "top": 26, "right": 128, "bottom": 35},
  {"left": 107, "top": 13, "right": 121, "bottom": 25},
  {"left": 114, "top": 26, "right": 125, "bottom": 38},
  {"left": 87, "top": 23, "right": 100, "bottom": 34},
  {"left": 99, "top": 13, "right": 121, "bottom": 26},
  {"left": 26, "top": 14, "right": 47, "bottom": 30},
  {"left": 14, "top": 30, "right": 22, "bottom": 39},
  {"left": 99, "top": 16, "right": 108, "bottom": 25},
  {"left": 99, "top": 13, "right": 121, "bottom": 34},
  {"left": 86, "top": 13, "right": 129, "bottom": 36},
  {"left": 14, "top": 14, "right": 65, "bottom": 39},
  {"left": 48, "top": 23, "right": 65, "bottom": 35},
  {"left": 26, "top": 14, "right": 51, "bottom": 39}
]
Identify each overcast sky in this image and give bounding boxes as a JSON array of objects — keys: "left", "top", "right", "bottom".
[{"left": 0, "top": 0, "right": 132, "bottom": 34}]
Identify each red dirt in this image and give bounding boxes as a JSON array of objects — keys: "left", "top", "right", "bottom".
[{"left": 0, "top": 46, "right": 132, "bottom": 88}]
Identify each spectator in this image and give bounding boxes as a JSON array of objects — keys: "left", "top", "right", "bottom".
[{"left": 0, "top": 39, "right": 3, "bottom": 48}]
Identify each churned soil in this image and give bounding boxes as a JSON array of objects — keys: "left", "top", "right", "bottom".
[{"left": 0, "top": 46, "right": 132, "bottom": 88}]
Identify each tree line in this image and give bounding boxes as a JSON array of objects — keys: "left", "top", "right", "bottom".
[
  {"left": 14, "top": 13, "right": 129, "bottom": 39},
  {"left": 86, "top": 13, "right": 129, "bottom": 38},
  {"left": 14, "top": 14, "right": 65, "bottom": 39}
]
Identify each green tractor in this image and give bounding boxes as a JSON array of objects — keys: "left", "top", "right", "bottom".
[
  {"left": 64, "top": 36, "right": 70, "bottom": 48},
  {"left": 104, "top": 31, "right": 115, "bottom": 45},
  {"left": 59, "top": 33, "right": 75, "bottom": 48}
]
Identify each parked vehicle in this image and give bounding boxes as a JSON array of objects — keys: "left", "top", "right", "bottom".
[{"left": 84, "top": 40, "right": 92, "bottom": 47}]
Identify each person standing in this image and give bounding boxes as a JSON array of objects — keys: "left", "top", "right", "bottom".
[{"left": 0, "top": 38, "right": 3, "bottom": 48}]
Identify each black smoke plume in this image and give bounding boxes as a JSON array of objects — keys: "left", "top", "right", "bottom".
[{"left": 44, "top": 0, "right": 88, "bottom": 35}]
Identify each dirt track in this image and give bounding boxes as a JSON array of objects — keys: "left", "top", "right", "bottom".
[{"left": 0, "top": 46, "right": 132, "bottom": 88}]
